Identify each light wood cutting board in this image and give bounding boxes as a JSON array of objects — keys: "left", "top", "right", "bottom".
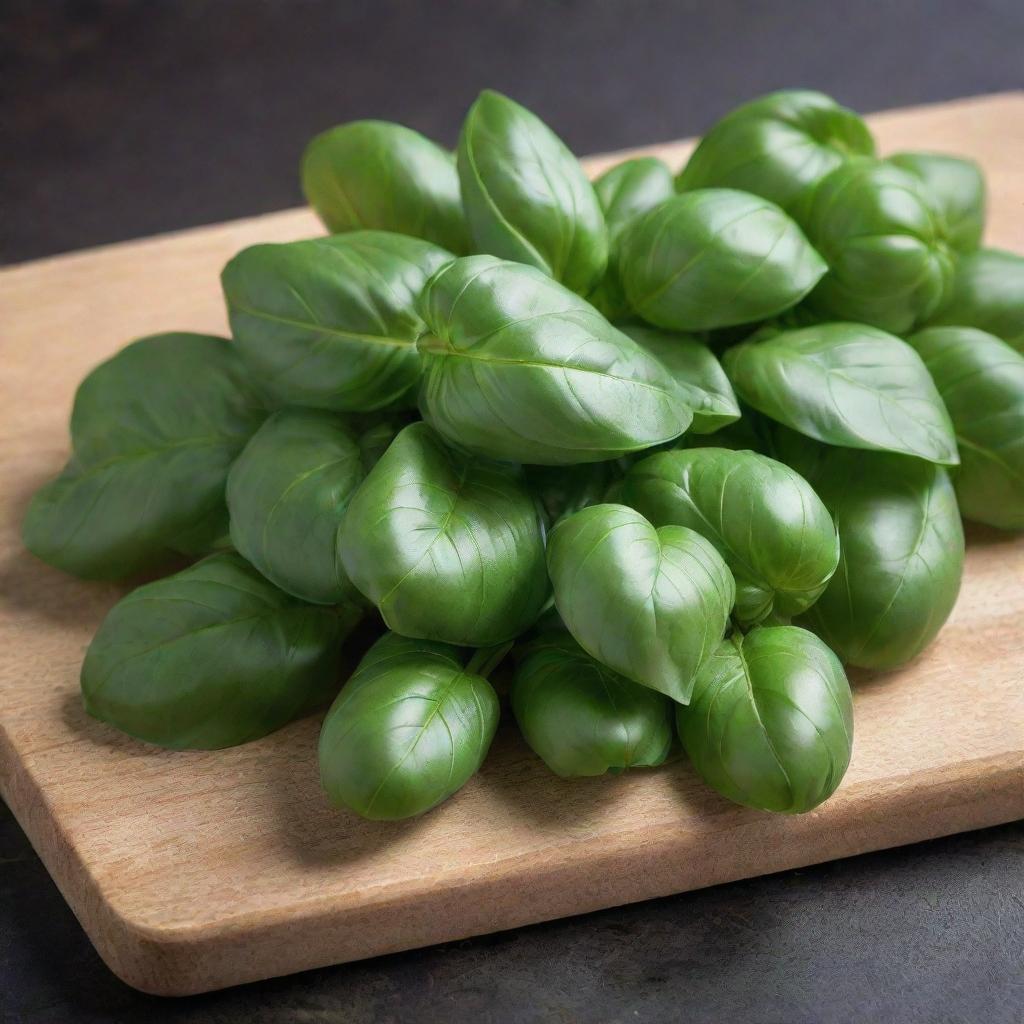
[{"left": 1, "top": 93, "right": 1023, "bottom": 997}]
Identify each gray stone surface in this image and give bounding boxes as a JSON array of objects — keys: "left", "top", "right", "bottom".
[{"left": 2, "top": 2, "right": 1023, "bottom": 1020}]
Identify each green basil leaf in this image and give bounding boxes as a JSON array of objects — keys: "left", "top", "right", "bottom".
[
  {"left": 525, "top": 460, "right": 625, "bottom": 526},
  {"left": 222, "top": 231, "right": 454, "bottom": 412},
  {"left": 907, "top": 326, "right": 1024, "bottom": 529},
  {"left": 587, "top": 156, "right": 675, "bottom": 322},
  {"left": 594, "top": 156, "right": 675, "bottom": 244},
  {"left": 624, "top": 325, "right": 741, "bottom": 433},
  {"left": 677, "top": 625, "right": 853, "bottom": 813},
  {"left": 925, "top": 247, "right": 1024, "bottom": 353},
  {"left": 301, "top": 120, "right": 469, "bottom": 253},
  {"left": 354, "top": 418, "right": 406, "bottom": 473},
  {"left": 679, "top": 405, "right": 776, "bottom": 454},
  {"left": 23, "top": 333, "right": 265, "bottom": 580},
  {"left": 618, "top": 190, "right": 826, "bottom": 331},
  {"left": 168, "top": 505, "right": 233, "bottom": 558},
  {"left": 584, "top": 273, "right": 631, "bottom": 324},
  {"left": 333, "top": 409, "right": 416, "bottom": 472},
  {"left": 802, "top": 158, "right": 954, "bottom": 333},
  {"left": 676, "top": 90, "right": 875, "bottom": 220},
  {"left": 416, "top": 255, "right": 692, "bottom": 464},
  {"left": 318, "top": 632, "right": 499, "bottom": 820},
  {"left": 340, "top": 422, "right": 549, "bottom": 645},
  {"left": 226, "top": 409, "right": 365, "bottom": 604},
  {"left": 623, "top": 447, "right": 839, "bottom": 626},
  {"left": 546, "top": 504, "right": 734, "bottom": 702},
  {"left": 723, "top": 322, "right": 960, "bottom": 465},
  {"left": 80, "top": 552, "right": 351, "bottom": 749},
  {"left": 778, "top": 432, "right": 965, "bottom": 669},
  {"left": 888, "top": 151, "right": 985, "bottom": 253},
  {"left": 457, "top": 90, "right": 608, "bottom": 294},
  {"left": 511, "top": 632, "right": 673, "bottom": 777}
]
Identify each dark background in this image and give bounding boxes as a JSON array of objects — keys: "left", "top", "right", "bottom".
[
  {"left": 4, "top": 0, "right": 1024, "bottom": 264},
  {"left": 2, "top": 2, "right": 1023, "bottom": 1022}
]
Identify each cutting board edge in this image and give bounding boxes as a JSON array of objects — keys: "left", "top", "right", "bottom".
[{"left": 4, "top": 726, "right": 1020, "bottom": 996}]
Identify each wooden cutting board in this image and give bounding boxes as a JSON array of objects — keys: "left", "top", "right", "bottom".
[{"left": 2, "top": 92, "right": 1023, "bottom": 997}]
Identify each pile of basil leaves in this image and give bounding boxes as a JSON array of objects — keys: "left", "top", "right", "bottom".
[{"left": 25, "top": 90, "right": 1024, "bottom": 821}]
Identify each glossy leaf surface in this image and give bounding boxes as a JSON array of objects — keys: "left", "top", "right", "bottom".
[
  {"left": 779, "top": 433, "right": 965, "bottom": 669},
  {"left": 588, "top": 156, "right": 675, "bottom": 321},
  {"left": 676, "top": 90, "right": 875, "bottom": 218},
  {"left": 417, "top": 256, "right": 692, "bottom": 464},
  {"left": 623, "top": 448, "right": 839, "bottom": 625},
  {"left": 318, "top": 633, "right": 499, "bottom": 820},
  {"left": 625, "top": 325, "right": 740, "bottom": 433},
  {"left": 457, "top": 90, "right": 607, "bottom": 294},
  {"left": 888, "top": 151, "right": 985, "bottom": 253},
  {"left": 512, "top": 632, "right": 673, "bottom": 777},
  {"left": 23, "top": 333, "right": 265, "bottom": 580},
  {"left": 301, "top": 120, "right": 469, "bottom": 252},
  {"left": 594, "top": 156, "right": 675, "bottom": 242},
  {"left": 547, "top": 504, "right": 735, "bottom": 702},
  {"left": 926, "top": 247, "right": 1024, "bottom": 353},
  {"left": 802, "top": 158, "right": 954, "bottom": 333},
  {"left": 677, "top": 625, "right": 853, "bottom": 813},
  {"left": 340, "top": 422, "right": 549, "bottom": 645},
  {"left": 619, "top": 190, "right": 826, "bottom": 331},
  {"left": 908, "top": 326, "right": 1024, "bottom": 529},
  {"left": 226, "top": 409, "right": 364, "bottom": 604},
  {"left": 222, "top": 231, "right": 453, "bottom": 412},
  {"left": 81, "top": 552, "right": 350, "bottom": 749},
  {"left": 723, "top": 322, "right": 960, "bottom": 465}
]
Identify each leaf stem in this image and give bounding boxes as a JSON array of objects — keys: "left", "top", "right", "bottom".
[{"left": 466, "top": 641, "right": 514, "bottom": 679}]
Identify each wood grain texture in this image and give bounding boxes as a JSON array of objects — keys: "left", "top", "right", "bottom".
[{"left": 1, "top": 92, "right": 1023, "bottom": 997}]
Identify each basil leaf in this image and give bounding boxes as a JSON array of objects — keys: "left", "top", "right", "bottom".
[
  {"left": 624, "top": 325, "right": 741, "bottom": 434},
  {"left": 623, "top": 447, "right": 839, "bottom": 626},
  {"left": 618, "top": 190, "right": 826, "bottom": 331},
  {"left": 587, "top": 156, "right": 675, "bottom": 321},
  {"left": 301, "top": 120, "right": 469, "bottom": 253},
  {"left": 457, "top": 90, "right": 608, "bottom": 294},
  {"left": 23, "top": 333, "right": 265, "bottom": 580},
  {"left": 907, "top": 326, "right": 1024, "bottom": 529},
  {"left": 318, "top": 632, "right": 499, "bottom": 820},
  {"left": 226, "top": 409, "right": 365, "bottom": 604},
  {"left": 677, "top": 90, "right": 875, "bottom": 219},
  {"left": 354, "top": 418, "right": 406, "bottom": 472},
  {"left": 593, "top": 156, "right": 675, "bottom": 244},
  {"left": 512, "top": 632, "right": 673, "bottom": 777},
  {"left": 925, "top": 247, "right": 1024, "bottom": 353},
  {"left": 888, "top": 151, "right": 985, "bottom": 254},
  {"left": 547, "top": 504, "right": 735, "bottom": 703},
  {"left": 168, "top": 505, "right": 233, "bottom": 558},
  {"left": 335, "top": 408, "right": 416, "bottom": 472},
  {"left": 677, "top": 625, "right": 853, "bottom": 813},
  {"left": 81, "top": 552, "right": 351, "bottom": 749},
  {"left": 525, "top": 460, "right": 625, "bottom": 526},
  {"left": 680, "top": 405, "right": 776, "bottom": 454},
  {"left": 778, "top": 432, "right": 965, "bottom": 669},
  {"left": 802, "top": 158, "right": 954, "bottom": 333},
  {"left": 723, "top": 322, "right": 960, "bottom": 466},
  {"left": 416, "top": 256, "right": 692, "bottom": 464},
  {"left": 340, "top": 422, "right": 549, "bottom": 645},
  {"left": 222, "top": 231, "right": 454, "bottom": 412}
]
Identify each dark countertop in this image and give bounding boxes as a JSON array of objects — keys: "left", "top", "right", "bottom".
[{"left": 2, "top": 3, "right": 1022, "bottom": 1021}]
